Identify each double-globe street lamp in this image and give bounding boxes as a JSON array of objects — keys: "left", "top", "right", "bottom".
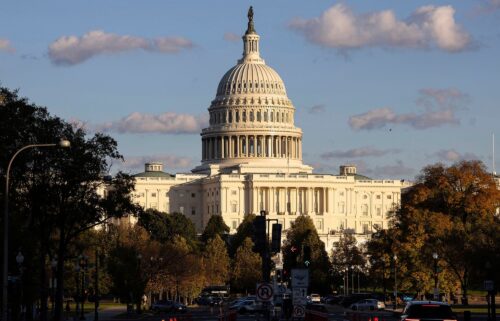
[{"left": 2, "top": 140, "right": 70, "bottom": 321}]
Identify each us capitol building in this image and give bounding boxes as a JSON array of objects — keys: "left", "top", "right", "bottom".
[{"left": 121, "top": 9, "right": 412, "bottom": 251}]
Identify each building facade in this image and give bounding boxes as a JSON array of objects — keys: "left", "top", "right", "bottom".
[{"left": 128, "top": 9, "right": 412, "bottom": 252}]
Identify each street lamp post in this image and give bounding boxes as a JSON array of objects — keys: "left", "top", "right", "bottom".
[
  {"left": 79, "top": 256, "right": 88, "bottom": 321},
  {"left": 15, "top": 252, "right": 24, "bottom": 321},
  {"left": 2, "top": 140, "right": 70, "bottom": 321},
  {"left": 51, "top": 257, "right": 58, "bottom": 314},
  {"left": 393, "top": 255, "right": 398, "bottom": 310},
  {"left": 432, "top": 253, "right": 439, "bottom": 301}
]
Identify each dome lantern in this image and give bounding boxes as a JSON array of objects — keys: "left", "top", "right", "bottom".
[{"left": 239, "top": 6, "right": 264, "bottom": 65}]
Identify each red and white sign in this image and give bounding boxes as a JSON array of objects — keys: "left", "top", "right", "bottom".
[
  {"left": 256, "top": 283, "right": 274, "bottom": 302},
  {"left": 293, "top": 305, "right": 305, "bottom": 318}
]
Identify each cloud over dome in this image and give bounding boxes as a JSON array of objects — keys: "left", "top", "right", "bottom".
[
  {"left": 349, "top": 88, "right": 467, "bottom": 131},
  {"left": 48, "top": 30, "right": 194, "bottom": 65},
  {"left": 97, "top": 112, "right": 209, "bottom": 135},
  {"left": 289, "top": 4, "right": 472, "bottom": 52}
]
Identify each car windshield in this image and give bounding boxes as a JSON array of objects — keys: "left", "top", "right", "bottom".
[{"left": 407, "top": 304, "right": 454, "bottom": 318}]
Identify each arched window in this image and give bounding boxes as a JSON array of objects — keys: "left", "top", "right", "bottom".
[
  {"left": 228, "top": 111, "right": 232, "bottom": 123},
  {"left": 250, "top": 111, "right": 254, "bottom": 122},
  {"left": 257, "top": 111, "right": 261, "bottom": 122},
  {"left": 236, "top": 111, "right": 239, "bottom": 122},
  {"left": 264, "top": 111, "right": 268, "bottom": 122}
]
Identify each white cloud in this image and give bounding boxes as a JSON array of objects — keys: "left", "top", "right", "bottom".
[
  {"left": 48, "top": 30, "right": 194, "bottom": 65},
  {"left": 0, "top": 39, "right": 15, "bottom": 53},
  {"left": 120, "top": 155, "right": 193, "bottom": 173},
  {"left": 307, "top": 104, "right": 326, "bottom": 114},
  {"left": 349, "top": 88, "right": 466, "bottom": 131},
  {"left": 223, "top": 32, "right": 240, "bottom": 42},
  {"left": 433, "top": 149, "right": 479, "bottom": 162},
  {"left": 321, "top": 147, "right": 399, "bottom": 160},
  {"left": 289, "top": 4, "right": 472, "bottom": 52},
  {"left": 97, "top": 112, "right": 208, "bottom": 135}
]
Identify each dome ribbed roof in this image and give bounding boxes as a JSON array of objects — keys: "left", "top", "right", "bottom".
[{"left": 216, "top": 63, "right": 287, "bottom": 97}]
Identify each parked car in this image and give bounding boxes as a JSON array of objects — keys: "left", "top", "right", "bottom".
[
  {"left": 310, "top": 294, "right": 321, "bottom": 303},
  {"left": 229, "top": 299, "right": 263, "bottom": 314},
  {"left": 401, "top": 301, "right": 456, "bottom": 321},
  {"left": 151, "top": 300, "right": 177, "bottom": 312},
  {"left": 171, "top": 302, "right": 188, "bottom": 313},
  {"left": 210, "top": 296, "right": 224, "bottom": 306},
  {"left": 349, "top": 299, "right": 385, "bottom": 311}
]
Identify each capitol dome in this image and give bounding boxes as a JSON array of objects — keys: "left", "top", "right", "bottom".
[
  {"left": 193, "top": 7, "right": 312, "bottom": 175},
  {"left": 215, "top": 62, "right": 287, "bottom": 98}
]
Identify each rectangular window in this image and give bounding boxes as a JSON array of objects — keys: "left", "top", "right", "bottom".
[
  {"left": 316, "top": 219, "right": 323, "bottom": 231},
  {"left": 376, "top": 195, "right": 381, "bottom": 199},
  {"left": 232, "top": 220, "right": 238, "bottom": 230},
  {"left": 387, "top": 195, "right": 392, "bottom": 199},
  {"left": 231, "top": 203, "right": 237, "bottom": 213},
  {"left": 151, "top": 193, "right": 156, "bottom": 197},
  {"left": 191, "top": 193, "right": 196, "bottom": 198},
  {"left": 376, "top": 207, "right": 382, "bottom": 216},
  {"left": 191, "top": 207, "right": 196, "bottom": 215},
  {"left": 363, "top": 224, "right": 370, "bottom": 234},
  {"left": 231, "top": 190, "right": 237, "bottom": 195}
]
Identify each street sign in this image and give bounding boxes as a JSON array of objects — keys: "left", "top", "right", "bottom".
[
  {"left": 293, "top": 305, "right": 305, "bottom": 318},
  {"left": 291, "top": 268, "right": 309, "bottom": 288},
  {"left": 293, "top": 287, "right": 308, "bottom": 305},
  {"left": 256, "top": 283, "right": 274, "bottom": 302}
]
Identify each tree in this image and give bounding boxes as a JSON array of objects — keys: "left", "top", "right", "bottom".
[
  {"left": 229, "top": 213, "right": 256, "bottom": 257},
  {"left": 138, "top": 209, "right": 198, "bottom": 248},
  {"left": 282, "top": 215, "right": 331, "bottom": 294},
  {"left": 393, "top": 161, "right": 500, "bottom": 304},
  {"left": 231, "top": 238, "right": 262, "bottom": 293},
  {"left": 201, "top": 215, "right": 230, "bottom": 245},
  {"left": 203, "top": 235, "right": 230, "bottom": 286},
  {"left": 0, "top": 87, "right": 141, "bottom": 321},
  {"left": 331, "top": 231, "right": 366, "bottom": 292}
]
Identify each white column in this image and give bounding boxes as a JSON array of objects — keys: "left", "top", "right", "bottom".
[{"left": 221, "top": 136, "right": 225, "bottom": 159}]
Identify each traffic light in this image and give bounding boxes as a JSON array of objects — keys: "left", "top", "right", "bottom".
[
  {"left": 303, "top": 245, "right": 311, "bottom": 267},
  {"left": 271, "top": 223, "right": 282, "bottom": 253},
  {"left": 252, "top": 215, "right": 266, "bottom": 253}
]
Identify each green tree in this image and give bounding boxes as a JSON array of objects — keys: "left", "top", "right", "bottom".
[
  {"left": 229, "top": 213, "right": 256, "bottom": 257},
  {"left": 138, "top": 209, "right": 198, "bottom": 248},
  {"left": 203, "top": 235, "right": 230, "bottom": 286},
  {"left": 331, "top": 232, "right": 366, "bottom": 291},
  {"left": 201, "top": 215, "right": 230, "bottom": 244},
  {"left": 282, "top": 215, "right": 331, "bottom": 294},
  {"left": 231, "top": 238, "right": 262, "bottom": 293},
  {"left": 0, "top": 87, "right": 140, "bottom": 321}
]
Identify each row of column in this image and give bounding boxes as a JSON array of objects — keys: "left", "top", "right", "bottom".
[
  {"left": 202, "top": 135, "right": 302, "bottom": 161},
  {"left": 209, "top": 109, "right": 292, "bottom": 125},
  {"left": 245, "top": 187, "right": 400, "bottom": 217}
]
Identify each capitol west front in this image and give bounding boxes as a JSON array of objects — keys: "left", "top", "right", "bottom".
[{"left": 126, "top": 10, "right": 411, "bottom": 251}]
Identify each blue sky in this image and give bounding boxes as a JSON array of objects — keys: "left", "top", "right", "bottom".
[{"left": 1, "top": 0, "right": 499, "bottom": 180}]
